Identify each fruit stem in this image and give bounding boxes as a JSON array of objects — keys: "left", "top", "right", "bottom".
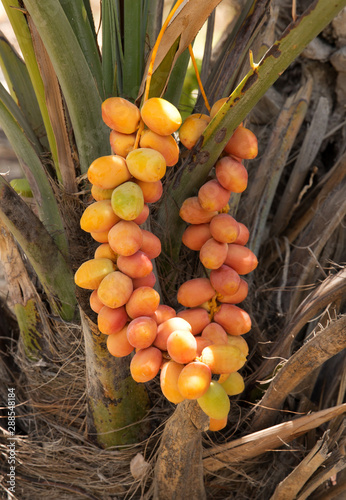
[
  {"left": 207, "top": 295, "right": 221, "bottom": 321},
  {"left": 188, "top": 44, "right": 211, "bottom": 113},
  {"left": 133, "top": 120, "right": 145, "bottom": 149},
  {"left": 219, "top": 204, "right": 230, "bottom": 214}
]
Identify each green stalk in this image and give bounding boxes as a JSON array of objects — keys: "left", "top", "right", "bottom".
[
  {"left": 0, "top": 33, "right": 46, "bottom": 147},
  {"left": 24, "top": 0, "right": 110, "bottom": 174},
  {"left": 82, "top": 0, "right": 98, "bottom": 44},
  {"left": 164, "top": 47, "right": 191, "bottom": 107},
  {"left": 0, "top": 178, "right": 77, "bottom": 322},
  {"left": 157, "top": 0, "right": 346, "bottom": 261},
  {"left": 0, "top": 97, "right": 69, "bottom": 256},
  {"left": 0, "top": 81, "right": 42, "bottom": 154},
  {"left": 2, "top": 0, "right": 61, "bottom": 180},
  {"left": 145, "top": 0, "right": 163, "bottom": 60},
  {"left": 200, "top": 10, "right": 215, "bottom": 85},
  {"left": 123, "top": 0, "right": 143, "bottom": 101},
  {"left": 102, "top": 0, "right": 123, "bottom": 97},
  {"left": 58, "top": 0, "right": 104, "bottom": 99}
]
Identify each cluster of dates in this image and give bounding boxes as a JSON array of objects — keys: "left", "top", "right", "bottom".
[{"left": 74, "top": 95, "right": 258, "bottom": 431}]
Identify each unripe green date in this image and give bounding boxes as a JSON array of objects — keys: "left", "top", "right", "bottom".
[
  {"left": 197, "top": 381, "right": 230, "bottom": 420},
  {"left": 111, "top": 181, "right": 144, "bottom": 220}
]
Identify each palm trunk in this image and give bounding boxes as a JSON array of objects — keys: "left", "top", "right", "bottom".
[
  {"left": 0, "top": 220, "right": 54, "bottom": 361},
  {"left": 81, "top": 312, "right": 151, "bottom": 448},
  {"left": 153, "top": 400, "right": 208, "bottom": 500}
]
